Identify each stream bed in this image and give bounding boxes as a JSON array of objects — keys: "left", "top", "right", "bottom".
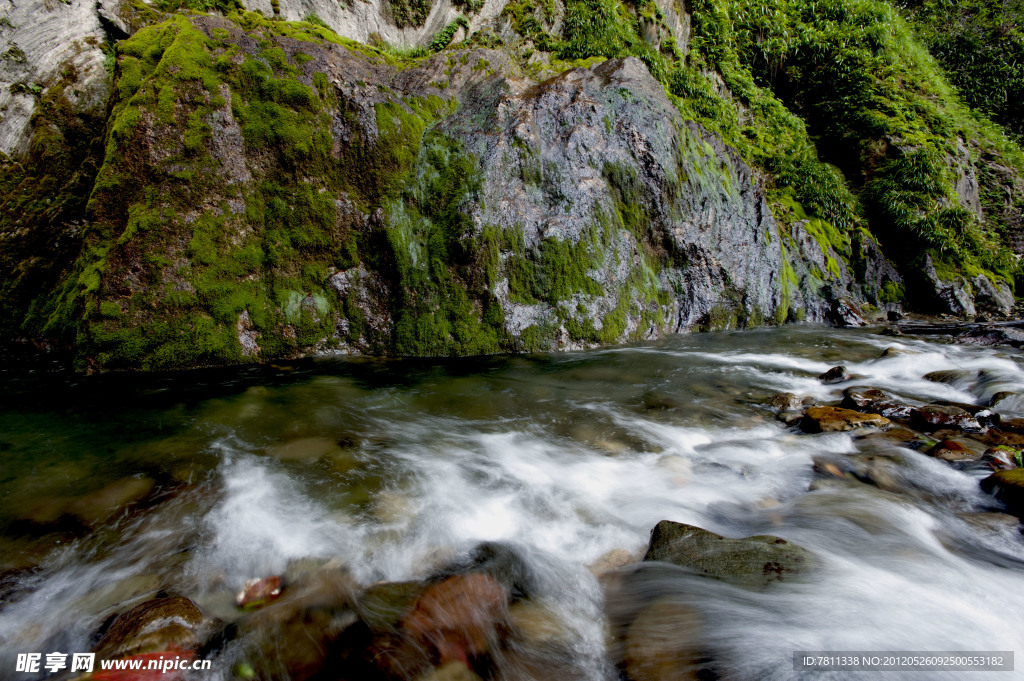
[{"left": 1, "top": 325, "right": 1022, "bottom": 680}]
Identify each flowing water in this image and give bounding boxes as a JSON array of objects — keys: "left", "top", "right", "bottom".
[{"left": 1, "top": 326, "right": 1023, "bottom": 680}]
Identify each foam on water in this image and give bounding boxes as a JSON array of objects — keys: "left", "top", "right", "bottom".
[{"left": 3, "top": 326, "right": 1024, "bottom": 680}]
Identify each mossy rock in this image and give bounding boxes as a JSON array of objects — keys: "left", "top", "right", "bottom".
[{"left": 643, "top": 520, "right": 814, "bottom": 588}]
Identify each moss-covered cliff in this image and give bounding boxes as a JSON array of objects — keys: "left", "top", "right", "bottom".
[{"left": 1, "top": 0, "right": 1021, "bottom": 370}]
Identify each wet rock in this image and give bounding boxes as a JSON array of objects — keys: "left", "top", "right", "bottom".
[
  {"left": 67, "top": 476, "right": 156, "bottom": 527},
  {"left": 507, "top": 600, "right": 569, "bottom": 646},
  {"left": 232, "top": 563, "right": 359, "bottom": 681},
  {"left": 839, "top": 387, "right": 914, "bottom": 419},
  {"left": 643, "top": 520, "right": 814, "bottom": 587},
  {"left": 881, "top": 326, "right": 902, "bottom": 336},
  {"left": 767, "top": 392, "right": 802, "bottom": 411},
  {"left": 879, "top": 346, "right": 912, "bottom": 357},
  {"left": 800, "top": 406, "right": 891, "bottom": 433},
  {"left": 818, "top": 365, "right": 852, "bottom": 384},
  {"left": 94, "top": 595, "right": 206, "bottom": 660},
  {"left": 958, "top": 512, "right": 1021, "bottom": 533},
  {"left": 926, "top": 440, "right": 978, "bottom": 462},
  {"left": 777, "top": 410, "right": 806, "bottom": 426},
  {"left": 623, "top": 599, "right": 709, "bottom": 681},
  {"left": 237, "top": 575, "right": 283, "bottom": 608},
  {"left": 887, "top": 310, "right": 904, "bottom": 322},
  {"left": 956, "top": 326, "right": 1024, "bottom": 348},
  {"left": 983, "top": 447, "right": 1021, "bottom": 471},
  {"left": 977, "top": 428, "right": 1024, "bottom": 448},
  {"left": 356, "top": 581, "right": 428, "bottom": 633},
  {"left": 813, "top": 454, "right": 905, "bottom": 493},
  {"left": 419, "top": 661, "right": 484, "bottom": 681},
  {"left": 912, "top": 405, "right": 983, "bottom": 433},
  {"left": 589, "top": 548, "right": 638, "bottom": 575},
  {"left": 980, "top": 469, "right": 1024, "bottom": 518},
  {"left": 1000, "top": 417, "right": 1024, "bottom": 434},
  {"left": 266, "top": 437, "right": 343, "bottom": 461},
  {"left": 402, "top": 573, "right": 510, "bottom": 665},
  {"left": 923, "top": 369, "right": 974, "bottom": 385}
]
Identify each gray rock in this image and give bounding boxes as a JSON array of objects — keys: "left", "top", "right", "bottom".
[
  {"left": 643, "top": 520, "right": 814, "bottom": 587},
  {"left": 971, "top": 275, "right": 1014, "bottom": 316}
]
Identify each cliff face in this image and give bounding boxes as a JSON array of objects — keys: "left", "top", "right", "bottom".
[{"left": 0, "top": 0, "right": 1020, "bottom": 369}]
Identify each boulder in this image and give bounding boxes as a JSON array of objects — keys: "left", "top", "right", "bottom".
[
  {"left": 66, "top": 476, "right": 155, "bottom": 527},
  {"left": 827, "top": 299, "right": 867, "bottom": 327},
  {"left": 767, "top": 392, "right": 802, "bottom": 411},
  {"left": 818, "top": 365, "right": 852, "bottom": 384},
  {"left": 800, "top": 406, "right": 891, "bottom": 433},
  {"left": 926, "top": 440, "right": 978, "bottom": 462},
  {"left": 980, "top": 469, "right": 1024, "bottom": 518},
  {"left": 839, "top": 387, "right": 914, "bottom": 419},
  {"left": 401, "top": 573, "right": 510, "bottom": 666},
  {"left": 911, "top": 405, "right": 983, "bottom": 433},
  {"left": 956, "top": 327, "right": 1024, "bottom": 349},
  {"left": 643, "top": 520, "right": 814, "bottom": 587},
  {"left": 94, "top": 595, "right": 206, "bottom": 660},
  {"left": 982, "top": 447, "right": 1021, "bottom": 471}
]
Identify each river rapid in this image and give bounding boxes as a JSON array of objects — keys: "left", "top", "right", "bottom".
[{"left": 1, "top": 325, "right": 1022, "bottom": 681}]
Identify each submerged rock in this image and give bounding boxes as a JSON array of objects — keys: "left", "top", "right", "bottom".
[
  {"left": 623, "top": 599, "right": 709, "bottom": 681},
  {"left": 236, "top": 575, "right": 283, "bottom": 608},
  {"left": 800, "top": 406, "right": 891, "bottom": 433},
  {"left": 980, "top": 469, "right": 1024, "bottom": 518},
  {"left": 643, "top": 520, "right": 814, "bottom": 587},
  {"left": 840, "top": 387, "right": 914, "bottom": 419}
]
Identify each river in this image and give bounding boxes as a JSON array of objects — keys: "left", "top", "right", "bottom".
[{"left": 1, "top": 325, "right": 1022, "bottom": 680}]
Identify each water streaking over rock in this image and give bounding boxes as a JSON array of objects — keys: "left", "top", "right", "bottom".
[{"left": 0, "top": 325, "right": 1023, "bottom": 679}]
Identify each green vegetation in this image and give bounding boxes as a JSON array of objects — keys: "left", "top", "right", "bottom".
[{"left": 904, "top": 0, "right": 1024, "bottom": 140}]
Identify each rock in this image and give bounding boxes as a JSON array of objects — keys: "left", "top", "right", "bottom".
[
  {"left": 956, "top": 327, "right": 1024, "bottom": 349},
  {"left": 402, "top": 573, "right": 510, "bottom": 665},
  {"left": 978, "top": 428, "right": 1024, "bottom": 448},
  {"left": 971, "top": 275, "right": 1015, "bottom": 315},
  {"left": 623, "top": 599, "right": 708, "bottom": 681},
  {"left": 94, "top": 595, "right": 206, "bottom": 660},
  {"left": 767, "top": 392, "right": 802, "bottom": 411},
  {"left": 879, "top": 346, "right": 912, "bottom": 357},
  {"left": 66, "top": 476, "right": 156, "bottom": 527},
  {"left": 923, "top": 369, "right": 974, "bottom": 385},
  {"left": 881, "top": 326, "right": 902, "bottom": 336},
  {"left": 356, "top": 581, "right": 428, "bottom": 634},
  {"left": 777, "top": 410, "right": 805, "bottom": 426},
  {"left": 818, "top": 365, "right": 852, "bottom": 384},
  {"left": 643, "top": 520, "right": 814, "bottom": 587},
  {"left": 800, "top": 406, "right": 891, "bottom": 433},
  {"left": 911, "top": 405, "right": 983, "bottom": 433},
  {"left": 266, "top": 437, "right": 342, "bottom": 461},
  {"left": 839, "top": 387, "right": 914, "bottom": 419},
  {"left": 237, "top": 575, "right": 283, "bottom": 608},
  {"left": 980, "top": 469, "right": 1024, "bottom": 518},
  {"left": 887, "top": 310, "right": 903, "bottom": 322},
  {"left": 827, "top": 298, "right": 866, "bottom": 327},
  {"left": 983, "top": 447, "right": 1021, "bottom": 471},
  {"left": 921, "top": 254, "right": 976, "bottom": 316},
  {"left": 589, "top": 548, "right": 638, "bottom": 575},
  {"left": 419, "top": 661, "right": 484, "bottom": 681},
  {"left": 507, "top": 600, "right": 568, "bottom": 646},
  {"left": 926, "top": 439, "right": 978, "bottom": 462},
  {"left": 958, "top": 512, "right": 1021, "bottom": 533}
]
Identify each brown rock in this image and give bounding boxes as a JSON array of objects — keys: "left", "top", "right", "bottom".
[
  {"left": 236, "top": 575, "right": 283, "bottom": 608},
  {"left": 983, "top": 447, "right": 1021, "bottom": 471},
  {"left": 402, "top": 573, "right": 510, "bottom": 665},
  {"left": 911, "top": 405, "right": 983, "bottom": 433},
  {"left": 980, "top": 469, "right": 1024, "bottom": 518},
  {"left": 926, "top": 440, "right": 978, "bottom": 462},
  {"left": 801, "top": 406, "right": 891, "bottom": 433},
  {"left": 95, "top": 595, "right": 205, "bottom": 659},
  {"left": 767, "top": 392, "right": 802, "bottom": 411},
  {"left": 623, "top": 599, "right": 707, "bottom": 681}
]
